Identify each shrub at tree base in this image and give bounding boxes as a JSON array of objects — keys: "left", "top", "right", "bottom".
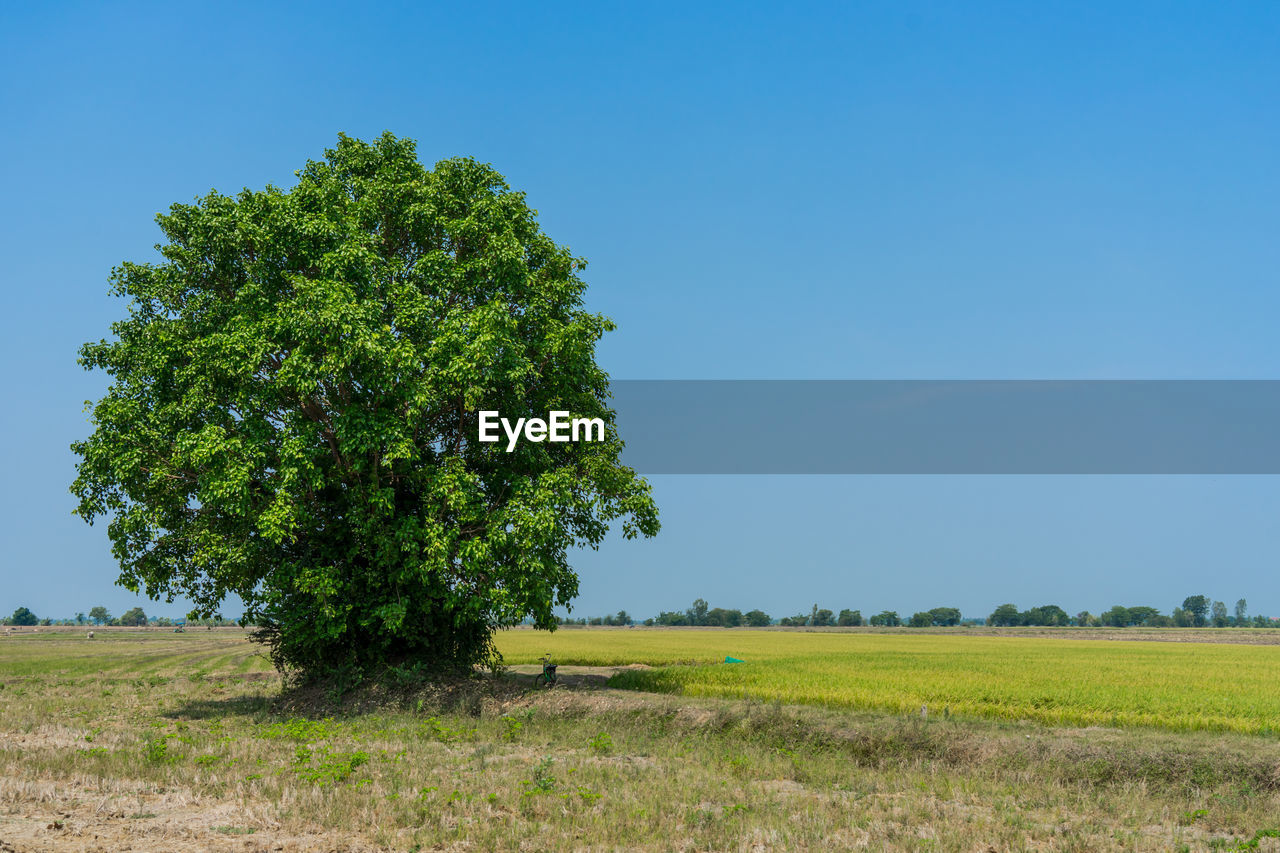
[{"left": 71, "top": 133, "right": 659, "bottom": 681}]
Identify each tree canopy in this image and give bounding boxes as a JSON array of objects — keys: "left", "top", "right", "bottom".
[
  {"left": 9, "top": 607, "right": 38, "bottom": 626},
  {"left": 119, "top": 607, "right": 148, "bottom": 627},
  {"left": 1182, "top": 595, "right": 1210, "bottom": 627},
  {"left": 71, "top": 132, "right": 659, "bottom": 679}
]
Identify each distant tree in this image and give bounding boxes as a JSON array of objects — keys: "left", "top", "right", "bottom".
[
  {"left": 88, "top": 606, "right": 110, "bottom": 626},
  {"left": 778, "top": 613, "right": 809, "bottom": 627},
  {"left": 655, "top": 611, "right": 689, "bottom": 627},
  {"left": 614, "top": 610, "right": 633, "bottom": 627},
  {"left": 119, "top": 607, "right": 148, "bottom": 627},
  {"left": 811, "top": 608, "right": 835, "bottom": 628},
  {"left": 642, "top": 618, "right": 655, "bottom": 626},
  {"left": 705, "top": 608, "right": 743, "bottom": 628},
  {"left": 1211, "top": 600, "right": 1229, "bottom": 628},
  {"left": 1235, "top": 599, "right": 1248, "bottom": 625},
  {"left": 1074, "top": 611, "right": 1096, "bottom": 627},
  {"left": 1022, "top": 605, "right": 1068, "bottom": 627},
  {"left": 153, "top": 616, "right": 173, "bottom": 627},
  {"left": 869, "top": 610, "right": 901, "bottom": 627},
  {"left": 909, "top": 611, "right": 931, "bottom": 627},
  {"left": 10, "top": 607, "right": 38, "bottom": 626},
  {"left": 1182, "top": 596, "right": 1210, "bottom": 627},
  {"left": 1099, "top": 605, "right": 1131, "bottom": 627},
  {"left": 686, "top": 599, "right": 710, "bottom": 626},
  {"left": 1124, "top": 606, "right": 1161, "bottom": 627},
  {"left": 837, "top": 609, "right": 862, "bottom": 627},
  {"left": 74, "top": 612, "right": 86, "bottom": 625},
  {"left": 927, "top": 607, "right": 962, "bottom": 627},
  {"left": 744, "top": 609, "right": 772, "bottom": 627},
  {"left": 987, "top": 603, "right": 1021, "bottom": 627},
  {"left": 588, "top": 616, "right": 604, "bottom": 626},
  {"left": 1171, "top": 607, "right": 1191, "bottom": 627}
]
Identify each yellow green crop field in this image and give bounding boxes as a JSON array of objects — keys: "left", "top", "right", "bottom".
[{"left": 497, "top": 628, "right": 1280, "bottom": 734}]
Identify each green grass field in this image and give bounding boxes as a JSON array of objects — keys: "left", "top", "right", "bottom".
[
  {"left": 4, "top": 628, "right": 1280, "bottom": 851},
  {"left": 497, "top": 628, "right": 1280, "bottom": 734}
]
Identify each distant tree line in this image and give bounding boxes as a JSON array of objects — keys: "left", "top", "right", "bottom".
[
  {"left": 557, "top": 610, "right": 636, "bottom": 627},
  {"left": 8, "top": 595, "right": 1276, "bottom": 631},
  {"left": 555, "top": 599, "right": 927, "bottom": 628},
  {"left": 553, "top": 594, "right": 1277, "bottom": 629},
  {"left": 1, "top": 606, "right": 239, "bottom": 628},
  {"left": 987, "top": 596, "right": 1270, "bottom": 628},
  {"left": 556, "top": 600, "right": 967, "bottom": 629},
  {"left": 648, "top": 599, "right": 773, "bottom": 628}
]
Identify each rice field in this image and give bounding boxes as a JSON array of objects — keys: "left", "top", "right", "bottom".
[
  {"left": 5, "top": 629, "right": 1280, "bottom": 849},
  {"left": 0, "top": 629, "right": 274, "bottom": 678},
  {"left": 497, "top": 628, "right": 1280, "bottom": 734}
]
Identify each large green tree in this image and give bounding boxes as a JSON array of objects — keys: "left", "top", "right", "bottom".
[{"left": 71, "top": 133, "right": 659, "bottom": 679}]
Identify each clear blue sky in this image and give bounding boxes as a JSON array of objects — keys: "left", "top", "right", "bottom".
[{"left": 3, "top": 2, "right": 1279, "bottom": 622}]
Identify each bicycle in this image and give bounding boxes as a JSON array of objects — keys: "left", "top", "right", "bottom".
[{"left": 533, "top": 654, "right": 558, "bottom": 688}]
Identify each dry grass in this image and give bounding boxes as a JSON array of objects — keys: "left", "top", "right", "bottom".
[{"left": 1, "top": 631, "right": 1279, "bottom": 851}]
